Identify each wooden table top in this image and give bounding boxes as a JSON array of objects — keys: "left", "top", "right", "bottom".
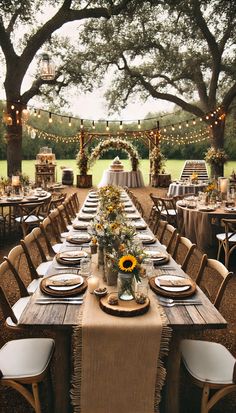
[{"left": 19, "top": 191, "right": 227, "bottom": 332}]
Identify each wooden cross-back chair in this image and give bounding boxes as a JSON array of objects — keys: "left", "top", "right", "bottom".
[
  {"left": 216, "top": 218, "right": 236, "bottom": 269},
  {"left": 14, "top": 200, "right": 46, "bottom": 237},
  {"left": 173, "top": 236, "right": 196, "bottom": 272}
]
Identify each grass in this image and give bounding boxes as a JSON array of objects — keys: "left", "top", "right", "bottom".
[{"left": 0, "top": 159, "right": 235, "bottom": 186}]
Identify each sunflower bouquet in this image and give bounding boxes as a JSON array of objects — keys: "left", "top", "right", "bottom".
[{"left": 108, "top": 239, "right": 145, "bottom": 282}]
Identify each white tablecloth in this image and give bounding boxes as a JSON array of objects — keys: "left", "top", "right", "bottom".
[
  {"left": 167, "top": 182, "right": 207, "bottom": 197},
  {"left": 98, "top": 169, "right": 144, "bottom": 188}
]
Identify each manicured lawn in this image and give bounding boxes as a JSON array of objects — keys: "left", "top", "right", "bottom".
[{"left": 0, "top": 159, "right": 235, "bottom": 186}]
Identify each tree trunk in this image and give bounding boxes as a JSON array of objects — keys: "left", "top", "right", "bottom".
[
  {"left": 5, "top": 101, "right": 23, "bottom": 177},
  {"left": 209, "top": 120, "right": 225, "bottom": 178}
]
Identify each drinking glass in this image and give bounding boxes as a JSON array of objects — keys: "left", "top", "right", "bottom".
[
  {"left": 142, "top": 258, "right": 154, "bottom": 279},
  {"left": 80, "top": 257, "right": 91, "bottom": 278}
]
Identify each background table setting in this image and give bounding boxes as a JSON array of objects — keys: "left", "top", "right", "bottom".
[
  {"left": 18, "top": 187, "right": 227, "bottom": 413},
  {"left": 177, "top": 197, "right": 236, "bottom": 254}
]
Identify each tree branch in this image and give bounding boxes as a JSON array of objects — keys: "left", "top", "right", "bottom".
[
  {"left": 6, "top": 10, "right": 19, "bottom": 34},
  {"left": 121, "top": 55, "right": 204, "bottom": 118},
  {"left": 0, "top": 16, "right": 17, "bottom": 60},
  {"left": 222, "top": 82, "right": 236, "bottom": 112}
]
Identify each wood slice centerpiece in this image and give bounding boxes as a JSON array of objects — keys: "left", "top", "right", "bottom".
[{"left": 100, "top": 293, "right": 150, "bottom": 317}]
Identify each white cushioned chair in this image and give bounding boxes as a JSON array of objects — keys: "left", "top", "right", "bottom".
[
  {"left": 180, "top": 339, "right": 236, "bottom": 413},
  {"left": 0, "top": 337, "right": 55, "bottom": 413}
]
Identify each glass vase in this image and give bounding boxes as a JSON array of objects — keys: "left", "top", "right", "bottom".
[{"left": 117, "top": 272, "right": 135, "bottom": 301}]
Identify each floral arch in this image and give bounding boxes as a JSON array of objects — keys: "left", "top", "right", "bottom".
[{"left": 88, "top": 138, "right": 140, "bottom": 171}]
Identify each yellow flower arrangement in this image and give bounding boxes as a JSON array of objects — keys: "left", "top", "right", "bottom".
[{"left": 118, "top": 255, "right": 138, "bottom": 273}]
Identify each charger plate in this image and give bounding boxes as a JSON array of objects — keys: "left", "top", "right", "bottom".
[
  {"left": 100, "top": 293, "right": 150, "bottom": 317},
  {"left": 56, "top": 250, "right": 87, "bottom": 266},
  {"left": 40, "top": 274, "right": 87, "bottom": 297},
  {"left": 66, "top": 234, "right": 91, "bottom": 245},
  {"left": 149, "top": 275, "right": 196, "bottom": 298}
]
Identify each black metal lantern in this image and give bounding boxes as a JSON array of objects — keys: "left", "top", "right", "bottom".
[{"left": 40, "top": 53, "right": 55, "bottom": 81}]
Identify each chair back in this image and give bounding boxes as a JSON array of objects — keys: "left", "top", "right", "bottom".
[
  {"left": 174, "top": 236, "right": 196, "bottom": 271},
  {"left": 15, "top": 200, "right": 45, "bottom": 237},
  {"left": 162, "top": 224, "right": 179, "bottom": 255},
  {"left": 221, "top": 218, "right": 236, "bottom": 268},
  {"left": 196, "top": 257, "right": 233, "bottom": 307}
]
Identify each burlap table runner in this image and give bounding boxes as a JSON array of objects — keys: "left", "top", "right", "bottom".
[{"left": 71, "top": 262, "right": 171, "bottom": 413}]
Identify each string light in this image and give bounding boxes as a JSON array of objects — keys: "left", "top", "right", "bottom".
[
  {"left": 119, "top": 121, "right": 123, "bottom": 130},
  {"left": 106, "top": 121, "right": 109, "bottom": 131},
  {"left": 80, "top": 119, "right": 84, "bottom": 129},
  {"left": 92, "top": 120, "right": 95, "bottom": 129},
  {"left": 138, "top": 120, "right": 141, "bottom": 129},
  {"left": 48, "top": 112, "right": 52, "bottom": 123},
  {"left": 68, "top": 117, "right": 72, "bottom": 127}
]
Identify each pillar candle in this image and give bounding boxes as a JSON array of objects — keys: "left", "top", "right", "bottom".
[
  {"left": 219, "top": 178, "right": 228, "bottom": 194},
  {"left": 12, "top": 175, "right": 20, "bottom": 186}
]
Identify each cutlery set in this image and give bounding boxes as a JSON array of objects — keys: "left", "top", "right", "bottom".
[{"left": 36, "top": 297, "right": 84, "bottom": 305}]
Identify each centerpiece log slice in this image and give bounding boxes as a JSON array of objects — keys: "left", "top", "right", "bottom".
[{"left": 100, "top": 293, "right": 150, "bottom": 317}]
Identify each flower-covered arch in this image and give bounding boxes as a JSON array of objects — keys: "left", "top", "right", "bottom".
[{"left": 88, "top": 138, "right": 140, "bottom": 171}]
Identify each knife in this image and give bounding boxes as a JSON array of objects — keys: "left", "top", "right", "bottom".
[{"left": 36, "top": 300, "right": 83, "bottom": 305}]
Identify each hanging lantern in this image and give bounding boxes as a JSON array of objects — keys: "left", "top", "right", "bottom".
[{"left": 40, "top": 53, "right": 55, "bottom": 81}]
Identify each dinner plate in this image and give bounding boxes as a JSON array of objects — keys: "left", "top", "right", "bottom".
[
  {"left": 77, "top": 213, "right": 95, "bottom": 220},
  {"left": 25, "top": 196, "right": 39, "bottom": 201},
  {"left": 47, "top": 274, "right": 84, "bottom": 291},
  {"left": 126, "top": 213, "right": 140, "bottom": 220},
  {"left": 224, "top": 207, "right": 236, "bottom": 212},
  {"left": 7, "top": 197, "right": 23, "bottom": 202},
  {"left": 73, "top": 221, "right": 89, "bottom": 230},
  {"left": 133, "top": 222, "right": 147, "bottom": 230},
  {"left": 144, "top": 249, "right": 167, "bottom": 260},
  {"left": 82, "top": 207, "right": 97, "bottom": 213},
  {"left": 136, "top": 234, "right": 156, "bottom": 244},
  {"left": 66, "top": 234, "right": 91, "bottom": 244},
  {"left": 124, "top": 207, "right": 136, "bottom": 212},
  {"left": 198, "top": 207, "right": 216, "bottom": 212},
  {"left": 155, "top": 275, "right": 191, "bottom": 292},
  {"left": 58, "top": 250, "right": 88, "bottom": 262}
]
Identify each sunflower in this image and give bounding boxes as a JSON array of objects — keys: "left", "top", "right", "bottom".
[
  {"left": 96, "top": 223, "right": 103, "bottom": 231},
  {"left": 118, "top": 255, "right": 137, "bottom": 272}
]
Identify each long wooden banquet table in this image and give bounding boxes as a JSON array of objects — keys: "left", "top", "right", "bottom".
[{"left": 19, "top": 190, "right": 227, "bottom": 413}]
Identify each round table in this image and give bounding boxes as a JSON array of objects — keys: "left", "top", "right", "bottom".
[
  {"left": 177, "top": 201, "right": 236, "bottom": 255},
  {"left": 168, "top": 182, "right": 207, "bottom": 197},
  {"left": 98, "top": 169, "right": 144, "bottom": 188},
  {"left": 0, "top": 192, "right": 51, "bottom": 233}
]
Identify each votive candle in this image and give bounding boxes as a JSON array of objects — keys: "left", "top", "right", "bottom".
[{"left": 87, "top": 275, "right": 99, "bottom": 293}]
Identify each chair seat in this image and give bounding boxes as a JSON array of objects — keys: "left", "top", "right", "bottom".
[
  {"left": 181, "top": 339, "right": 235, "bottom": 385},
  {"left": 52, "top": 243, "right": 63, "bottom": 254},
  {"left": 216, "top": 232, "right": 236, "bottom": 242},
  {"left": 36, "top": 261, "right": 52, "bottom": 276},
  {"left": 161, "top": 210, "right": 177, "bottom": 216},
  {"left": 15, "top": 215, "right": 44, "bottom": 224},
  {"left": 0, "top": 338, "right": 54, "bottom": 379},
  {"left": 6, "top": 297, "right": 30, "bottom": 327}
]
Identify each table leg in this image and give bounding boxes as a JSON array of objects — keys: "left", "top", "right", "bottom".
[
  {"left": 163, "top": 332, "right": 181, "bottom": 413},
  {"left": 54, "top": 330, "right": 72, "bottom": 413}
]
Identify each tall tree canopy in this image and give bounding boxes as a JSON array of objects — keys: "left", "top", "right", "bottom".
[
  {"left": 0, "top": 0, "right": 135, "bottom": 176},
  {"left": 69, "top": 0, "right": 236, "bottom": 176}
]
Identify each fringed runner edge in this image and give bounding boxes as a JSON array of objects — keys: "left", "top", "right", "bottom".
[
  {"left": 71, "top": 304, "right": 84, "bottom": 413},
  {"left": 154, "top": 302, "right": 172, "bottom": 413}
]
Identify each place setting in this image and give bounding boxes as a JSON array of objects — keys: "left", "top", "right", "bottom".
[
  {"left": 149, "top": 274, "right": 197, "bottom": 299},
  {"left": 66, "top": 233, "right": 91, "bottom": 245},
  {"left": 56, "top": 249, "right": 88, "bottom": 266},
  {"left": 143, "top": 247, "right": 170, "bottom": 265},
  {"left": 135, "top": 233, "right": 156, "bottom": 244},
  {"left": 72, "top": 221, "right": 89, "bottom": 230},
  {"left": 37, "top": 272, "right": 87, "bottom": 303}
]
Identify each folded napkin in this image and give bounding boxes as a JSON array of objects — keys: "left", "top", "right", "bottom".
[
  {"left": 45, "top": 277, "right": 82, "bottom": 287},
  {"left": 59, "top": 251, "right": 84, "bottom": 259},
  {"left": 159, "top": 278, "right": 192, "bottom": 287}
]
